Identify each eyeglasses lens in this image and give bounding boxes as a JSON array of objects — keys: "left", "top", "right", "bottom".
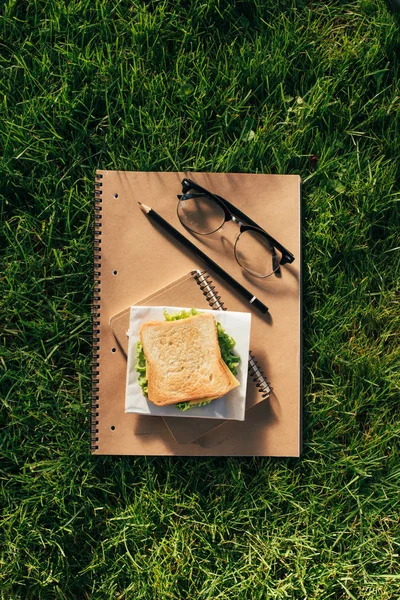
[
  {"left": 177, "top": 193, "right": 225, "bottom": 235},
  {"left": 234, "top": 229, "right": 282, "bottom": 278}
]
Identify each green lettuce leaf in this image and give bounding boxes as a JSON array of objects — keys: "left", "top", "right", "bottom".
[
  {"left": 163, "top": 308, "right": 199, "bottom": 321},
  {"left": 175, "top": 400, "right": 211, "bottom": 411},
  {"left": 216, "top": 321, "right": 241, "bottom": 376},
  {"left": 135, "top": 340, "right": 148, "bottom": 395}
]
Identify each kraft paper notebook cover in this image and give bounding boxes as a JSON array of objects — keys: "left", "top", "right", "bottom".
[
  {"left": 92, "top": 170, "right": 302, "bottom": 456},
  {"left": 109, "top": 270, "right": 271, "bottom": 445}
]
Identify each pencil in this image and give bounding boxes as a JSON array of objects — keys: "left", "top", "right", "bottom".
[{"left": 138, "top": 202, "right": 269, "bottom": 315}]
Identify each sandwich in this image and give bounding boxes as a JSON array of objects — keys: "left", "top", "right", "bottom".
[{"left": 136, "top": 310, "right": 240, "bottom": 409}]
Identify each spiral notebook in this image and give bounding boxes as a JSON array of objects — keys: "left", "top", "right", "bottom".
[
  {"left": 92, "top": 170, "right": 302, "bottom": 456},
  {"left": 109, "top": 270, "right": 271, "bottom": 445}
]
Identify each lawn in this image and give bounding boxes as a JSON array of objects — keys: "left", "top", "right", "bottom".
[{"left": 1, "top": 1, "right": 399, "bottom": 598}]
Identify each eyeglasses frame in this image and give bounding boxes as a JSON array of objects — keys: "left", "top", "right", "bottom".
[{"left": 177, "top": 178, "right": 295, "bottom": 272}]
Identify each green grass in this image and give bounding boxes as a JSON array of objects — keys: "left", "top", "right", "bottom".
[{"left": 1, "top": 0, "right": 399, "bottom": 598}]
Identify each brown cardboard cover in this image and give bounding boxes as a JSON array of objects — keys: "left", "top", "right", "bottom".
[
  {"left": 93, "top": 171, "right": 302, "bottom": 456},
  {"left": 109, "top": 271, "right": 271, "bottom": 444}
]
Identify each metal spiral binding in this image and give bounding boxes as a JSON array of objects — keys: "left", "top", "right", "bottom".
[
  {"left": 193, "top": 270, "right": 226, "bottom": 311},
  {"left": 192, "top": 269, "right": 271, "bottom": 400},
  {"left": 248, "top": 351, "right": 271, "bottom": 400},
  {"left": 92, "top": 173, "right": 103, "bottom": 451}
]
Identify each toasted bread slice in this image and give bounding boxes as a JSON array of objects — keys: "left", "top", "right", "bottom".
[
  {"left": 140, "top": 313, "right": 239, "bottom": 406},
  {"left": 184, "top": 360, "right": 240, "bottom": 407}
]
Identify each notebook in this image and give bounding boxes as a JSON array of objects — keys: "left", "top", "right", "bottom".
[
  {"left": 109, "top": 270, "right": 271, "bottom": 444},
  {"left": 92, "top": 170, "right": 302, "bottom": 456}
]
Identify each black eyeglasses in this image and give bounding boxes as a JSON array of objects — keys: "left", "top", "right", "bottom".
[{"left": 177, "top": 179, "right": 295, "bottom": 279}]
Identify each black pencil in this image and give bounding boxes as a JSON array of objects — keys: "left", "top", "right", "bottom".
[{"left": 138, "top": 202, "right": 269, "bottom": 315}]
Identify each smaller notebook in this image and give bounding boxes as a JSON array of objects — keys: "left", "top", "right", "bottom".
[{"left": 110, "top": 270, "right": 271, "bottom": 445}]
